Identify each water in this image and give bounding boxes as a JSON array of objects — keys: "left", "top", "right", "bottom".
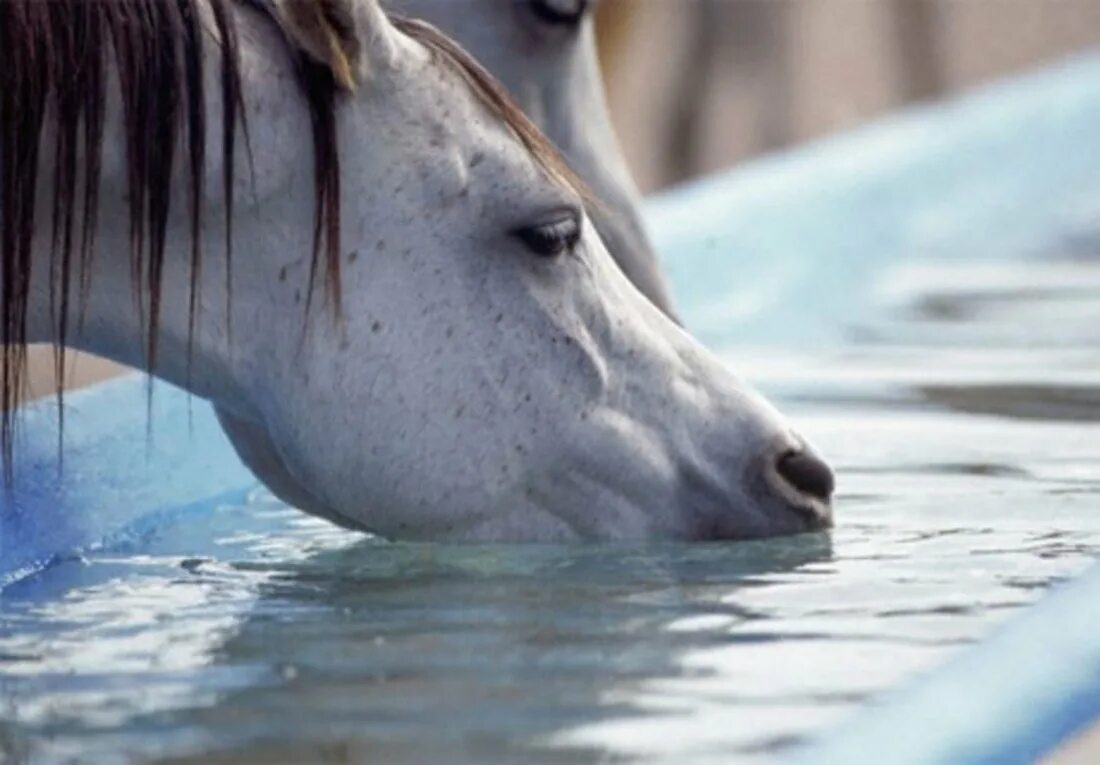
[{"left": 1, "top": 251, "right": 1097, "bottom": 764}]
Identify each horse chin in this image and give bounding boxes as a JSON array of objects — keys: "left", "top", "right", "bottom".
[{"left": 302, "top": 503, "right": 376, "bottom": 534}]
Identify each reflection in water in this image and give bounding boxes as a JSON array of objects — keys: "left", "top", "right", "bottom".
[
  {"left": 918, "top": 383, "right": 1100, "bottom": 422},
  {"left": 2, "top": 256, "right": 1100, "bottom": 764}
]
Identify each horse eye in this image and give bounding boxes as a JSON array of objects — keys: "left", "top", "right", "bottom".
[
  {"left": 513, "top": 211, "right": 581, "bottom": 259},
  {"left": 528, "top": 0, "right": 590, "bottom": 26}
]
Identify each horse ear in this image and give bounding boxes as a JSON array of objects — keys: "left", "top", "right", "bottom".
[{"left": 273, "top": 0, "right": 396, "bottom": 91}]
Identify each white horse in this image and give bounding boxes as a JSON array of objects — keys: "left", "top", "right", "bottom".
[{"left": 3, "top": 0, "right": 833, "bottom": 541}]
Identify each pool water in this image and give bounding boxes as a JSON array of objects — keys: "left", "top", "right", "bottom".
[{"left": 1, "top": 249, "right": 1098, "bottom": 764}]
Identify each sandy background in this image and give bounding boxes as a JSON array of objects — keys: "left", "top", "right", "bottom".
[{"left": 598, "top": 0, "right": 1100, "bottom": 190}]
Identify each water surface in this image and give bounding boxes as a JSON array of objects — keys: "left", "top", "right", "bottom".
[{"left": 1, "top": 250, "right": 1098, "bottom": 764}]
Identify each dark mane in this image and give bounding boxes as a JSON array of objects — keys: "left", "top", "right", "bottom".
[
  {"left": 0, "top": 0, "right": 343, "bottom": 476},
  {"left": 0, "top": 2, "right": 581, "bottom": 479}
]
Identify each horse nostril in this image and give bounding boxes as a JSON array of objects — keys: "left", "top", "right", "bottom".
[
  {"left": 776, "top": 450, "right": 834, "bottom": 503},
  {"left": 530, "top": 0, "right": 589, "bottom": 25}
]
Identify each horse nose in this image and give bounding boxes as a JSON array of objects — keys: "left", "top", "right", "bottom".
[
  {"left": 759, "top": 445, "right": 834, "bottom": 531},
  {"left": 776, "top": 449, "right": 834, "bottom": 503}
]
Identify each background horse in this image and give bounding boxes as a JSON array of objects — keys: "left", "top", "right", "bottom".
[{"left": 1, "top": 0, "right": 832, "bottom": 541}]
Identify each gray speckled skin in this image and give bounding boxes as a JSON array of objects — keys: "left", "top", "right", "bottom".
[
  {"left": 392, "top": 0, "right": 677, "bottom": 318},
  {"left": 30, "top": 0, "right": 829, "bottom": 540}
]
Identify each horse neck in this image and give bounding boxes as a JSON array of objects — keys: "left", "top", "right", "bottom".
[{"left": 23, "top": 209, "right": 258, "bottom": 418}]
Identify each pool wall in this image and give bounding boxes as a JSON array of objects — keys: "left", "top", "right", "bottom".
[{"left": 0, "top": 378, "right": 252, "bottom": 586}]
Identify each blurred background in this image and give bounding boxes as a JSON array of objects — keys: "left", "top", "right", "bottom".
[
  {"left": 20, "top": 0, "right": 1100, "bottom": 400},
  {"left": 596, "top": 0, "right": 1100, "bottom": 191}
]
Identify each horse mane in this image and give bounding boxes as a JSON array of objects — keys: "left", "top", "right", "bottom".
[
  {"left": 0, "top": 1, "right": 581, "bottom": 479},
  {"left": 0, "top": 0, "right": 341, "bottom": 476}
]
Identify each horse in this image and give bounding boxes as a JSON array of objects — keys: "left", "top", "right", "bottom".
[{"left": 0, "top": 0, "right": 834, "bottom": 541}]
